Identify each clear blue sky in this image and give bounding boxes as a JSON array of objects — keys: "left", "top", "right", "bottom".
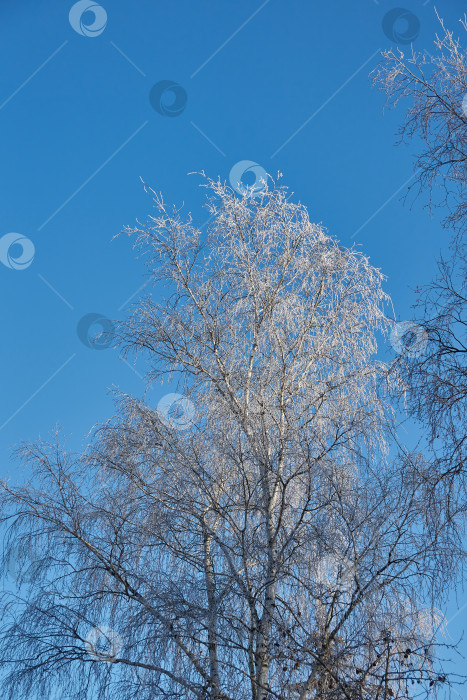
[{"left": 0, "top": 0, "right": 465, "bottom": 693}]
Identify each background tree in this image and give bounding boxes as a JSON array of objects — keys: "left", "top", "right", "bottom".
[
  {"left": 372, "top": 14, "right": 467, "bottom": 492},
  {"left": 1, "top": 178, "right": 463, "bottom": 699},
  {"left": 373, "top": 13, "right": 466, "bottom": 234}
]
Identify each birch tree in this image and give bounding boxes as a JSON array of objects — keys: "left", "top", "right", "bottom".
[
  {"left": 372, "top": 13, "right": 467, "bottom": 234},
  {"left": 373, "top": 14, "right": 467, "bottom": 493},
  {"left": 0, "top": 177, "right": 462, "bottom": 699}
]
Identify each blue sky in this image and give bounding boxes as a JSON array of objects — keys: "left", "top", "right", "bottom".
[{"left": 0, "top": 0, "right": 466, "bottom": 692}]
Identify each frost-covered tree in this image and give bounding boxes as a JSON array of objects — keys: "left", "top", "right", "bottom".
[
  {"left": 373, "top": 14, "right": 467, "bottom": 494},
  {"left": 0, "top": 178, "right": 462, "bottom": 699},
  {"left": 372, "top": 13, "right": 467, "bottom": 234}
]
